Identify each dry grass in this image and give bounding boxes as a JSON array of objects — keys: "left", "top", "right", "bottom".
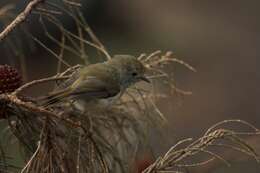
[
  {"left": 0, "top": 50, "right": 194, "bottom": 173},
  {"left": 143, "top": 120, "right": 260, "bottom": 173}
]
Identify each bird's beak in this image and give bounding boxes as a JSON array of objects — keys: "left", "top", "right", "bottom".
[{"left": 138, "top": 76, "right": 151, "bottom": 83}]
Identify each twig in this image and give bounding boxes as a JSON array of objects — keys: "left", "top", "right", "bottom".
[
  {"left": 57, "top": 32, "right": 66, "bottom": 74},
  {"left": 63, "top": 0, "right": 82, "bottom": 7},
  {"left": 13, "top": 76, "right": 70, "bottom": 95},
  {"left": 0, "top": 94, "right": 84, "bottom": 131},
  {"left": 142, "top": 121, "right": 260, "bottom": 173},
  {"left": 0, "top": 0, "right": 45, "bottom": 42},
  {"left": 20, "top": 141, "right": 41, "bottom": 173},
  {"left": 76, "top": 132, "right": 82, "bottom": 173},
  {"left": 29, "top": 34, "right": 71, "bottom": 68}
]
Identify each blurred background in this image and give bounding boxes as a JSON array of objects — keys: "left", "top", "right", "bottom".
[{"left": 0, "top": 0, "right": 260, "bottom": 172}]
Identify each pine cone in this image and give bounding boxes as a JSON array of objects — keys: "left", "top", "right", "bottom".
[{"left": 0, "top": 65, "right": 22, "bottom": 94}]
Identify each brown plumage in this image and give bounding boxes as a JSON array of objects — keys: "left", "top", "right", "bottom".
[{"left": 41, "top": 55, "right": 149, "bottom": 108}]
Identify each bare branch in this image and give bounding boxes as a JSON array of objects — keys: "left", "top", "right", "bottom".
[
  {"left": 0, "top": 0, "right": 45, "bottom": 42},
  {"left": 13, "top": 75, "right": 70, "bottom": 95}
]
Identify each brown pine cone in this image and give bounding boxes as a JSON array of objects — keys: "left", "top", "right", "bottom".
[{"left": 0, "top": 65, "right": 22, "bottom": 94}]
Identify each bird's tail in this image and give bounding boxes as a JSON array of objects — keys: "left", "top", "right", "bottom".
[{"left": 40, "top": 88, "right": 72, "bottom": 107}]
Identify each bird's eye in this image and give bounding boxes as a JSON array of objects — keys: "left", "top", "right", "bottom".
[{"left": 132, "top": 72, "right": 137, "bottom": 76}]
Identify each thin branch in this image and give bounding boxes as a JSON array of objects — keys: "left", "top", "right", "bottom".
[
  {"left": 13, "top": 75, "right": 70, "bottom": 95},
  {"left": 0, "top": 94, "right": 83, "bottom": 129},
  {"left": 57, "top": 32, "right": 66, "bottom": 74},
  {"left": 76, "top": 132, "right": 82, "bottom": 173},
  {"left": 20, "top": 141, "right": 41, "bottom": 173},
  {"left": 0, "top": 0, "right": 45, "bottom": 42}
]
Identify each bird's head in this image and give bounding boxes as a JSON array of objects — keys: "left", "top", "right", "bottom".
[{"left": 109, "top": 55, "right": 150, "bottom": 87}]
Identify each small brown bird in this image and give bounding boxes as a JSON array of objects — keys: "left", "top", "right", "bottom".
[{"left": 42, "top": 55, "right": 150, "bottom": 109}]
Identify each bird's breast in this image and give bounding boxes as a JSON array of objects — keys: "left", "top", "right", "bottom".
[{"left": 73, "top": 93, "right": 120, "bottom": 112}]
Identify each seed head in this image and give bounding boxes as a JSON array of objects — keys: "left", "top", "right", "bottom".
[{"left": 0, "top": 65, "right": 22, "bottom": 94}]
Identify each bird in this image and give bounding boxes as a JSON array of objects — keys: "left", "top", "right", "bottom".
[{"left": 41, "top": 55, "right": 150, "bottom": 109}]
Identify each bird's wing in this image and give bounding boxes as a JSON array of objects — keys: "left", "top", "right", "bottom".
[
  {"left": 40, "top": 87, "right": 72, "bottom": 107},
  {"left": 41, "top": 76, "right": 120, "bottom": 107},
  {"left": 70, "top": 76, "right": 120, "bottom": 99}
]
